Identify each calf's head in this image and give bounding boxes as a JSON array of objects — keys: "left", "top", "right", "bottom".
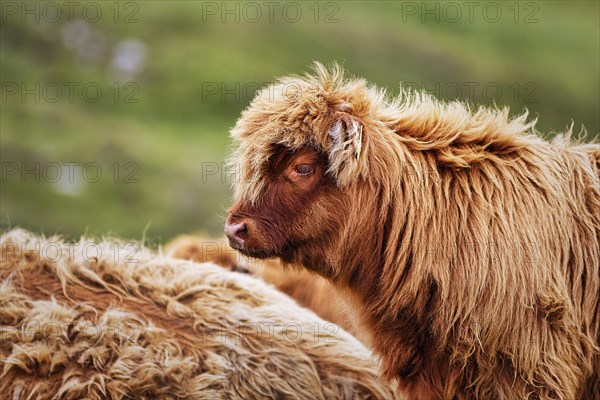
[{"left": 224, "top": 64, "right": 380, "bottom": 276}]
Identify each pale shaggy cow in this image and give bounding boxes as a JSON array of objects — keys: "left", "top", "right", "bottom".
[{"left": 0, "top": 229, "right": 396, "bottom": 400}]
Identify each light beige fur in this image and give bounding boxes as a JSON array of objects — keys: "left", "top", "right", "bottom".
[
  {"left": 0, "top": 229, "right": 396, "bottom": 400},
  {"left": 165, "top": 235, "right": 353, "bottom": 333}
]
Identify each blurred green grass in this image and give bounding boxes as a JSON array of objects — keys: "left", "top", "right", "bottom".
[{"left": 1, "top": 1, "right": 598, "bottom": 243}]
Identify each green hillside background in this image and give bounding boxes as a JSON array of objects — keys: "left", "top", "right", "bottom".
[{"left": 1, "top": 1, "right": 598, "bottom": 244}]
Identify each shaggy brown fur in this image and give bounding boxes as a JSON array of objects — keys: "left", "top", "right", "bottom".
[
  {"left": 165, "top": 235, "right": 353, "bottom": 333},
  {"left": 225, "top": 63, "right": 600, "bottom": 399},
  {"left": 0, "top": 229, "right": 396, "bottom": 400}
]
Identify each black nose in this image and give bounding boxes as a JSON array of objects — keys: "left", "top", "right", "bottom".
[{"left": 225, "top": 220, "right": 248, "bottom": 247}]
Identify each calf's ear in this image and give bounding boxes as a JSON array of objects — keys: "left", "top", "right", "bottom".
[{"left": 327, "top": 113, "right": 364, "bottom": 186}]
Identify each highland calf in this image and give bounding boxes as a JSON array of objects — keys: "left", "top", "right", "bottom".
[{"left": 225, "top": 63, "right": 600, "bottom": 399}]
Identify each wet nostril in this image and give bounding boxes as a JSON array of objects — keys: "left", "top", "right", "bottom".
[
  {"left": 236, "top": 224, "right": 248, "bottom": 240},
  {"left": 225, "top": 221, "right": 249, "bottom": 245}
]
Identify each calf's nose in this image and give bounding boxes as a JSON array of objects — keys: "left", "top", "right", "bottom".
[{"left": 224, "top": 220, "right": 248, "bottom": 247}]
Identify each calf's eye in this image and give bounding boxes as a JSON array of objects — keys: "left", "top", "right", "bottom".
[{"left": 294, "top": 164, "right": 315, "bottom": 176}]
